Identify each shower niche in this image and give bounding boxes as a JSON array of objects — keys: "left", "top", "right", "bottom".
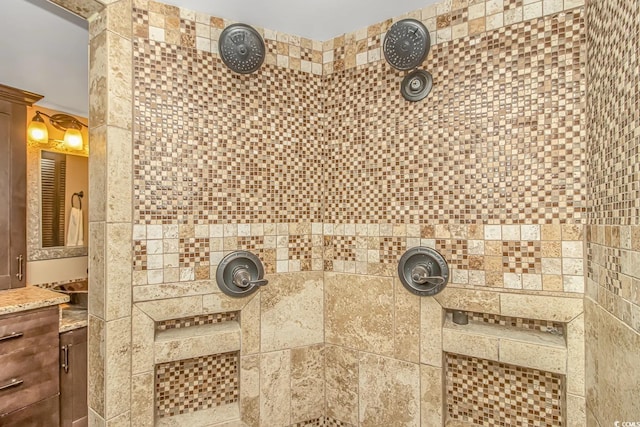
[
  {"left": 442, "top": 309, "right": 571, "bottom": 426},
  {"left": 153, "top": 312, "right": 241, "bottom": 425}
]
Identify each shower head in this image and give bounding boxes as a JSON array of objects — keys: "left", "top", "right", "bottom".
[
  {"left": 383, "top": 19, "right": 431, "bottom": 71},
  {"left": 218, "top": 23, "right": 266, "bottom": 74}
]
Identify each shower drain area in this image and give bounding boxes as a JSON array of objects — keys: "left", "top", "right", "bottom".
[
  {"left": 445, "top": 353, "right": 564, "bottom": 426},
  {"left": 155, "top": 351, "right": 239, "bottom": 418}
]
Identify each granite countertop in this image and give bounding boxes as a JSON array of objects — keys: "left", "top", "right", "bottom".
[
  {"left": 0, "top": 286, "right": 69, "bottom": 316},
  {"left": 59, "top": 303, "right": 88, "bottom": 333}
]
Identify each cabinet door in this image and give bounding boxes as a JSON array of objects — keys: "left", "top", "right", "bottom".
[
  {"left": 59, "top": 327, "right": 87, "bottom": 427},
  {"left": 0, "top": 99, "right": 27, "bottom": 290}
]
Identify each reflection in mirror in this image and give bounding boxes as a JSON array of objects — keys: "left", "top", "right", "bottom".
[
  {"left": 40, "top": 150, "right": 88, "bottom": 248},
  {"left": 41, "top": 151, "right": 66, "bottom": 246}
]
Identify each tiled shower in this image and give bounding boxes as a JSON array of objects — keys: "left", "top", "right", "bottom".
[{"left": 79, "top": 0, "right": 640, "bottom": 425}]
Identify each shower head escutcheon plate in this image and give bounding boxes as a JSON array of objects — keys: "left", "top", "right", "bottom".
[
  {"left": 383, "top": 19, "right": 431, "bottom": 71},
  {"left": 401, "top": 69, "right": 433, "bottom": 102},
  {"left": 218, "top": 23, "right": 265, "bottom": 74}
]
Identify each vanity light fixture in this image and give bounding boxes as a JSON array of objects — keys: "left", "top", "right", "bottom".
[{"left": 28, "top": 110, "right": 87, "bottom": 150}]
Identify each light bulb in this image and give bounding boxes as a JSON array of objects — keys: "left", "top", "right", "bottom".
[
  {"left": 28, "top": 113, "right": 49, "bottom": 143},
  {"left": 64, "top": 128, "right": 83, "bottom": 150}
]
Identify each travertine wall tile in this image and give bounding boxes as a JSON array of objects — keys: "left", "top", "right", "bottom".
[
  {"left": 136, "top": 295, "right": 203, "bottom": 321},
  {"left": 500, "top": 294, "right": 583, "bottom": 322},
  {"left": 131, "top": 372, "right": 154, "bottom": 427},
  {"left": 105, "top": 316, "right": 132, "bottom": 419},
  {"left": 131, "top": 305, "right": 155, "bottom": 374},
  {"left": 241, "top": 293, "right": 260, "bottom": 355},
  {"left": 499, "top": 340, "right": 567, "bottom": 374},
  {"left": 325, "top": 273, "right": 394, "bottom": 355},
  {"left": 420, "top": 296, "right": 444, "bottom": 367},
  {"left": 435, "top": 287, "right": 500, "bottom": 314},
  {"left": 106, "top": 411, "right": 131, "bottom": 427},
  {"left": 567, "top": 393, "right": 587, "bottom": 427},
  {"left": 260, "top": 351, "right": 291, "bottom": 427},
  {"left": 567, "top": 313, "right": 585, "bottom": 395},
  {"left": 88, "top": 315, "right": 106, "bottom": 417},
  {"left": 240, "top": 355, "right": 260, "bottom": 427},
  {"left": 358, "top": 353, "right": 420, "bottom": 427},
  {"left": 394, "top": 280, "right": 421, "bottom": 363},
  {"left": 261, "top": 272, "right": 324, "bottom": 352},
  {"left": 420, "top": 364, "right": 443, "bottom": 427},
  {"left": 106, "top": 223, "right": 132, "bottom": 320},
  {"left": 325, "top": 345, "right": 359, "bottom": 425},
  {"left": 291, "top": 345, "right": 325, "bottom": 423},
  {"left": 442, "top": 328, "right": 500, "bottom": 360},
  {"left": 89, "top": 222, "right": 106, "bottom": 318},
  {"left": 88, "top": 125, "right": 106, "bottom": 223},
  {"left": 585, "top": 300, "right": 640, "bottom": 425}
]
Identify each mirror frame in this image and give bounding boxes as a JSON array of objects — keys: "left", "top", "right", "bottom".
[{"left": 27, "top": 141, "right": 89, "bottom": 260}]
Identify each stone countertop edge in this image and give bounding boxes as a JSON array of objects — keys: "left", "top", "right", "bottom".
[
  {"left": 59, "top": 304, "right": 88, "bottom": 333},
  {"left": 0, "top": 286, "right": 70, "bottom": 316}
]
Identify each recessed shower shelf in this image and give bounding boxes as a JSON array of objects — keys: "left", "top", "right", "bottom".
[
  {"left": 154, "top": 321, "right": 241, "bottom": 364},
  {"left": 442, "top": 314, "right": 567, "bottom": 374}
]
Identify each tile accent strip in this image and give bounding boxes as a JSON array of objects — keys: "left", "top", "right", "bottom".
[
  {"left": 463, "top": 311, "right": 564, "bottom": 335},
  {"left": 156, "top": 312, "right": 238, "bottom": 331}
]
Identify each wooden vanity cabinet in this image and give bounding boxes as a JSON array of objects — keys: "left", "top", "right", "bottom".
[
  {"left": 0, "top": 306, "right": 60, "bottom": 426},
  {"left": 59, "top": 327, "right": 88, "bottom": 427},
  {"left": 0, "top": 84, "right": 43, "bottom": 290}
]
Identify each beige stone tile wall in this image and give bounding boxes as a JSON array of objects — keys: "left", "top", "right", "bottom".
[
  {"left": 585, "top": 0, "right": 640, "bottom": 424},
  {"left": 77, "top": 0, "right": 593, "bottom": 424}
]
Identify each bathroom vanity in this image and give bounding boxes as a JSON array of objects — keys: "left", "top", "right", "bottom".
[{"left": 0, "top": 286, "right": 68, "bottom": 426}]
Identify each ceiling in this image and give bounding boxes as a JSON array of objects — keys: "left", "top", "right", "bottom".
[{"left": 0, "top": 0, "right": 433, "bottom": 117}]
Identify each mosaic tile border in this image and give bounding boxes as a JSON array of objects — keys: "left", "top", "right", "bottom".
[
  {"left": 446, "top": 353, "right": 564, "bottom": 427},
  {"left": 289, "top": 417, "right": 354, "bottom": 427},
  {"left": 132, "top": 223, "right": 324, "bottom": 285},
  {"left": 461, "top": 310, "right": 565, "bottom": 334},
  {"left": 322, "top": 223, "right": 584, "bottom": 293},
  {"left": 131, "top": 222, "right": 584, "bottom": 294},
  {"left": 133, "top": 0, "right": 584, "bottom": 76},
  {"left": 156, "top": 312, "right": 238, "bottom": 331}
]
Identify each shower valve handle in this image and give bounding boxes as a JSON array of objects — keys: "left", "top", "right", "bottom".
[
  {"left": 232, "top": 266, "right": 268, "bottom": 289},
  {"left": 410, "top": 264, "right": 446, "bottom": 286}
]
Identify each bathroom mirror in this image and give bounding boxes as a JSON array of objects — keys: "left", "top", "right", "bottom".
[
  {"left": 27, "top": 145, "right": 89, "bottom": 260},
  {"left": 40, "top": 150, "right": 88, "bottom": 248}
]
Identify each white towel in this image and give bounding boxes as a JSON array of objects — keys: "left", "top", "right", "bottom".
[{"left": 66, "top": 207, "right": 84, "bottom": 246}]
